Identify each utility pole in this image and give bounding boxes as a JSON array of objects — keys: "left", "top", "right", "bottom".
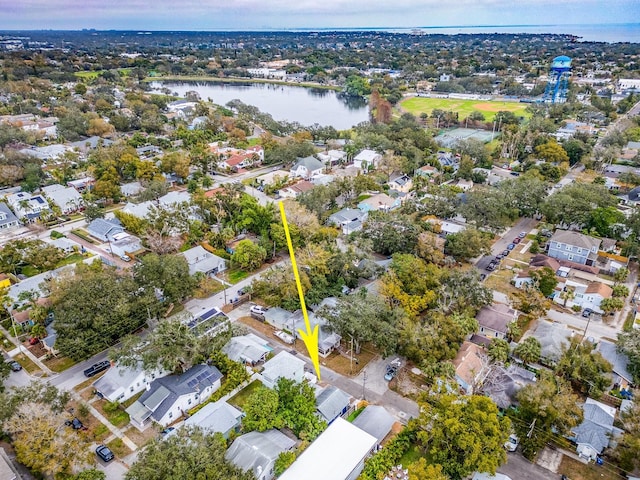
[
  {"left": 362, "top": 369, "right": 367, "bottom": 401},
  {"left": 527, "top": 418, "right": 536, "bottom": 438}
]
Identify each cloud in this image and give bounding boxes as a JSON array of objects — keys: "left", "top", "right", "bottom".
[{"left": 0, "top": 0, "right": 637, "bottom": 29}]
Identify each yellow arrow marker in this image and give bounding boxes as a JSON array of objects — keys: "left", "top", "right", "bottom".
[{"left": 278, "top": 201, "right": 321, "bottom": 381}]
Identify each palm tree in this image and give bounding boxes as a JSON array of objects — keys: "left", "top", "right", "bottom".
[{"left": 514, "top": 337, "right": 542, "bottom": 364}]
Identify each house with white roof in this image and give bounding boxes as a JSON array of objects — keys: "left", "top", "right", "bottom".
[
  {"left": 353, "top": 149, "right": 382, "bottom": 171},
  {"left": 41, "top": 184, "right": 83, "bottom": 214},
  {"left": 223, "top": 334, "right": 272, "bottom": 365},
  {"left": 180, "top": 245, "right": 227, "bottom": 276},
  {"left": 126, "top": 364, "right": 222, "bottom": 430},
  {"left": 121, "top": 181, "right": 143, "bottom": 198},
  {"left": 6, "top": 192, "right": 50, "bottom": 222},
  {"left": 260, "top": 351, "right": 305, "bottom": 389},
  {"left": 279, "top": 417, "right": 377, "bottom": 480},
  {"left": 109, "top": 232, "right": 143, "bottom": 258},
  {"left": 357, "top": 193, "right": 401, "bottom": 213},
  {"left": 317, "top": 149, "right": 346, "bottom": 166},
  {"left": 121, "top": 201, "right": 154, "bottom": 219},
  {"left": 93, "top": 362, "right": 169, "bottom": 403}
]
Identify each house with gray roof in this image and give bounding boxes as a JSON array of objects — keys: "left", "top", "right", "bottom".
[
  {"left": 86, "top": 218, "right": 124, "bottom": 242},
  {"left": 597, "top": 340, "right": 633, "bottom": 389},
  {"left": 42, "top": 184, "right": 83, "bottom": 214},
  {"left": 121, "top": 201, "right": 154, "bottom": 219},
  {"left": 528, "top": 320, "right": 573, "bottom": 366},
  {"left": 121, "top": 181, "right": 143, "bottom": 197},
  {"left": 315, "top": 385, "right": 351, "bottom": 424},
  {"left": 126, "top": 364, "right": 222, "bottom": 431},
  {"left": 476, "top": 304, "right": 517, "bottom": 340},
  {"left": 226, "top": 429, "right": 296, "bottom": 480},
  {"left": 548, "top": 230, "right": 601, "bottom": 266},
  {"left": 327, "top": 208, "right": 367, "bottom": 235},
  {"left": 180, "top": 245, "right": 227, "bottom": 276},
  {"left": 260, "top": 351, "right": 305, "bottom": 389},
  {"left": 572, "top": 398, "right": 621, "bottom": 461},
  {"left": 352, "top": 405, "right": 396, "bottom": 444},
  {"left": 290, "top": 156, "right": 324, "bottom": 179},
  {"left": 183, "top": 400, "right": 243, "bottom": 438},
  {"left": 223, "top": 334, "right": 272, "bottom": 365},
  {"left": 0, "top": 202, "right": 20, "bottom": 230},
  {"left": 93, "top": 362, "right": 169, "bottom": 403},
  {"left": 49, "top": 237, "right": 80, "bottom": 254},
  {"left": 69, "top": 136, "right": 113, "bottom": 154}
]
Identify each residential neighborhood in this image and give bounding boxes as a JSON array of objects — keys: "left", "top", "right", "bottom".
[{"left": 0, "top": 21, "right": 639, "bottom": 480}]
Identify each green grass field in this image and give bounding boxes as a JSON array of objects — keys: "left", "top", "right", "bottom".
[
  {"left": 74, "top": 68, "right": 131, "bottom": 80},
  {"left": 400, "top": 96, "right": 531, "bottom": 122}
]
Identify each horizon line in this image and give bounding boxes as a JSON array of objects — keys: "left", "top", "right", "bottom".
[{"left": 0, "top": 22, "right": 638, "bottom": 33}]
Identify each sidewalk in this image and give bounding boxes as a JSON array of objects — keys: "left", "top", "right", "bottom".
[{"left": 0, "top": 323, "right": 55, "bottom": 376}]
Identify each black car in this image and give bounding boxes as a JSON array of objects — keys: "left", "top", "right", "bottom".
[
  {"left": 486, "top": 263, "right": 496, "bottom": 271},
  {"left": 96, "top": 445, "right": 114, "bottom": 462},
  {"left": 6, "top": 360, "right": 22, "bottom": 372},
  {"left": 502, "top": 249, "right": 510, "bottom": 257},
  {"left": 83, "top": 360, "right": 111, "bottom": 378},
  {"left": 582, "top": 308, "right": 594, "bottom": 318},
  {"left": 65, "top": 417, "right": 87, "bottom": 430}
]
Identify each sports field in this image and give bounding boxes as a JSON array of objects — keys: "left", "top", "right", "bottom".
[{"left": 400, "top": 96, "right": 531, "bottom": 122}]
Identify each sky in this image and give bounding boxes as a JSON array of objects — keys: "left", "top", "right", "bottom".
[{"left": 0, "top": 0, "right": 638, "bottom": 31}]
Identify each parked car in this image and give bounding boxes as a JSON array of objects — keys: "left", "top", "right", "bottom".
[
  {"left": 65, "top": 417, "right": 87, "bottom": 431},
  {"left": 495, "top": 254, "right": 504, "bottom": 261},
  {"left": 250, "top": 305, "right": 268, "bottom": 316},
  {"left": 29, "top": 337, "right": 40, "bottom": 345},
  {"left": 486, "top": 263, "right": 496, "bottom": 271},
  {"left": 120, "top": 255, "right": 131, "bottom": 262},
  {"left": 479, "top": 273, "right": 487, "bottom": 281},
  {"left": 83, "top": 360, "right": 111, "bottom": 378},
  {"left": 275, "top": 330, "right": 295, "bottom": 344},
  {"left": 582, "top": 308, "right": 594, "bottom": 318},
  {"left": 504, "top": 434, "right": 519, "bottom": 452},
  {"left": 6, "top": 360, "right": 22, "bottom": 372},
  {"left": 513, "top": 237, "right": 521, "bottom": 244},
  {"left": 96, "top": 445, "right": 114, "bottom": 462},
  {"left": 519, "top": 231, "right": 527, "bottom": 238},
  {"left": 161, "top": 427, "right": 175, "bottom": 436},
  {"left": 507, "top": 243, "right": 515, "bottom": 250},
  {"left": 502, "top": 249, "right": 510, "bottom": 256}
]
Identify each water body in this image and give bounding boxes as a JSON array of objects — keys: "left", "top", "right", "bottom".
[
  {"left": 286, "top": 23, "right": 639, "bottom": 43},
  {"left": 151, "top": 81, "right": 369, "bottom": 130}
]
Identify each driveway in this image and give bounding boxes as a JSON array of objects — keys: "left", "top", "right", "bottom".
[
  {"left": 476, "top": 217, "right": 539, "bottom": 273},
  {"left": 498, "top": 451, "right": 557, "bottom": 480}
]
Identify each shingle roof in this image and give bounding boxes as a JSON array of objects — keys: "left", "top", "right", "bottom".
[
  {"left": 585, "top": 282, "right": 613, "bottom": 298},
  {"left": 352, "top": 405, "right": 395, "bottom": 443},
  {"left": 597, "top": 340, "right": 632, "bottom": 382},
  {"left": 0, "top": 202, "right": 19, "bottom": 227},
  {"left": 315, "top": 385, "right": 351, "bottom": 423},
  {"left": 293, "top": 156, "right": 324, "bottom": 171},
  {"left": 128, "top": 364, "right": 222, "bottom": 423},
  {"left": 476, "top": 304, "right": 516, "bottom": 334},
  {"left": 551, "top": 230, "right": 601, "bottom": 251},
  {"left": 573, "top": 398, "right": 615, "bottom": 454},
  {"left": 529, "top": 321, "right": 572, "bottom": 362},
  {"left": 226, "top": 430, "right": 295, "bottom": 477},
  {"left": 262, "top": 351, "right": 305, "bottom": 383},
  {"left": 327, "top": 208, "right": 365, "bottom": 226},
  {"left": 184, "top": 400, "right": 242, "bottom": 435},
  {"left": 87, "top": 218, "right": 123, "bottom": 240},
  {"left": 222, "top": 334, "right": 271, "bottom": 364}
]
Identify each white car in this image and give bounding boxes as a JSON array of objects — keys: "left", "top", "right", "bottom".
[
  {"left": 250, "top": 305, "right": 268, "bottom": 316},
  {"left": 504, "top": 434, "right": 519, "bottom": 452},
  {"left": 275, "top": 330, "right": 294, "bottom": 344}
]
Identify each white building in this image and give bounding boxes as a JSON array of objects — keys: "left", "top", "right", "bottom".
[
  {"left": 180, "top": 245, "right": 227, "bottom": 276},
  {"left": 6, "top": 192, "right": 50, "bottom": 222},
  {"left": 41, "top": 184, "right": 83, "bottom": 214},
  {"left": 353, "top": 149, "right": 382, "bottom": 171},
  {"left": 279, "top": 418, "right": 377, "bottom": 480},
  {"left": 260, "top": 351, "right": 305, "bottom": 389},
  {"left": 93, "top": 362, "right": 168, "bottom": 403}
]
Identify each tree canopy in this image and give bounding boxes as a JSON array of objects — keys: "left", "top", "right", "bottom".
[{"left": 125, "top": 426, "right": 254, "bottom": 480}]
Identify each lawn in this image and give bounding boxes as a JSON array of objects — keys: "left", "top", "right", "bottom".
[
  {"left": 228, "top": 380, "right": 263, "bottom": 410},
  {"left": 400, "top": 96, "right": 531, "bottom": 122},
  {"left": 74, "top": 68, "right": 131, "bottom": 80},
  {"left": 56, "top": 253, "right": 90, "bottom": 268},
  {"left": 557, "top": 456, "right": 622, "bottom": 480},
  {"left": 106, "top": 437, "right": 132, "bottom": 457},
  {"left": 13, "top": 353, "right": 42, "bottom": 375},
  {"left": 44, "top": 356, "right": 77, "bottom": 373},
  {"left": 220, "top": 268, "right": 249, "bottom": 284}
]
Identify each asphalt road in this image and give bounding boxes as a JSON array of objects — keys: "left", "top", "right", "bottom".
[
  {"left": 498, "top": 452, "right": 558, "bottom": 480},
  {"left": 476, "top": 217, "right": 539, "bottom": 273}
]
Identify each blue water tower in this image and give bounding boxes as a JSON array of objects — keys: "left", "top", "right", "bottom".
[{"left": 543, "top": 55, "right": 572, "bottom": 104}]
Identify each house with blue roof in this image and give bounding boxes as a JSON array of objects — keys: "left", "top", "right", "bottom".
[
  {"left": 572, "top": 398, "right": 622, "bottom": 461},
  {"left": 126, "top": 364, "right": 222, "bottom": 430}
]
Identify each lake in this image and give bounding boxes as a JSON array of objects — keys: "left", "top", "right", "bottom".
[{"left": 150, "top": 81, "right": 369, "bottom": 130}]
